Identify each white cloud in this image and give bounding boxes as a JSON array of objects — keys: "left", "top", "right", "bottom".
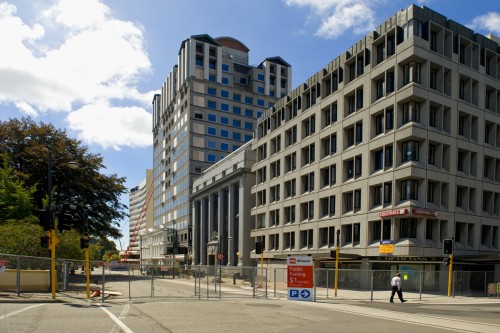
[
  {"left": 0, "top": 0, "right": 153, "bottom": 149},
  {"left": 283, "top": 0, "right": 376, "bottom": 39},
  {"left": 469, "top": 12, "right": 500, "bottom": 35},
  {"left": 67, "top": 104, "right": 152, "bottom": 150}
]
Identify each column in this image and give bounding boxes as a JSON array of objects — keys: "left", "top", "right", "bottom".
[
  {"left": 200, "top": 197, "right": 207, "bottom": 265},
  {"left": 218, "top": 189, "right": 226, "bottom": 265},
  {"left": 227, "top": 183, "right": 236, "bottom": 265},
  {"left": 192, "top": 200, "right": 200, "bottom": 265}
]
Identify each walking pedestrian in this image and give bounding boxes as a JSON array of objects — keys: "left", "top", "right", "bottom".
[{"left": 390, "top": 272, "right": 407, "bottom": 303}]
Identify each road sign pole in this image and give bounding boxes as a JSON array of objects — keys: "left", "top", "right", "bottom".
[
  {"left": 447, "top": 254, "right": 453, "bottom": 297},
  {"left": 334, "top": 230, "right": 340, "bottom": 297}
]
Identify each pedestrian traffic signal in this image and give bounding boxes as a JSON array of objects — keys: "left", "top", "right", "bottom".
[
  {"left": 80, "top": 238, "right": 89, "bottom": 249},
  {"left": 443, "top": 239, "right": 453, "bottom": 255},
  {"left": 40, "top": 235, "right": 49, "bottom": 248}
]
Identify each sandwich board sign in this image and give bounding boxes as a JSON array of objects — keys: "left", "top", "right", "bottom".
[{"left": 287, "top": 256, "right": 313, "bottom": 301}]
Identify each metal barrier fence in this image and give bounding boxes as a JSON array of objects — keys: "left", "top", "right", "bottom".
[{"left": 0, "top": 253, "right": 496, "bottom": 301}]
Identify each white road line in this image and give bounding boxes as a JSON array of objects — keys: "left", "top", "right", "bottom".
[
  {"left": 96, "top": 303, "right": 134, "bottom": 333},
  {"left": 118, "top": 304, "right": 130, "bottom": 319},
  {"left": 0, "top": 304, "right": 45, "bottom": 320}
]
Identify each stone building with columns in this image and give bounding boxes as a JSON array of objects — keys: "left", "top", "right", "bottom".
[{"left": 191, "top": 142, "right": 255, "bottom": 266}]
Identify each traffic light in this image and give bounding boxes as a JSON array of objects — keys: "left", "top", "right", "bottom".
[
  {"left": 80, "top": 238, "right": 89, "bottom": 249},
  {"left": 57, "top": 212, "right": 74, "bottom": 232},
  {"left": 443, "top": 239, "right": 454, "bottom": 255},
  {"left": 34, "top": 209, "right": 52, "bottom": 231},
  {"left": 255, "top": 241, "right": 262, "bottom": 254},
  {"left": 40, "top": 235, "right": 49, "bottom": 248}
]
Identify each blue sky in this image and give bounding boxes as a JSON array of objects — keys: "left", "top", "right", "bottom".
[{"left": 1, "top": 0, "right": 499, "bottom": 250}]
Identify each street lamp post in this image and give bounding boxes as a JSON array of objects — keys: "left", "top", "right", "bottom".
[{"left": 46, "top": 152, "right": 81, "bottom": 300}]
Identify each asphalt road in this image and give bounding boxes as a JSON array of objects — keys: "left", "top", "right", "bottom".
[{"left": 1, "top": 278, "right": 500, "bottom": 333}]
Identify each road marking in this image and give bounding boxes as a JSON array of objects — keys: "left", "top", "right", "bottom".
[
  {"left": 96, "top": 303, "right": 134, "bottom": 333},
  {"left": 119, "top": 304, "right": 130, "bottom": 319},
  {"left": 0, "top": 304, "right": 45, "bottom": 320},
  {"left": 301, "top": 302, "right": 500, "bottom": 333}
]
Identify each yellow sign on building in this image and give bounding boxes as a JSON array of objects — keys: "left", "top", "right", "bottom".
[{"left": 379, "top": 240, "right": 394, "bottom": 255}]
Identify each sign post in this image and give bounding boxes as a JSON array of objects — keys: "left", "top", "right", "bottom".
[{"left": 287, "top": 256, "right": 313, "bottom": 301}]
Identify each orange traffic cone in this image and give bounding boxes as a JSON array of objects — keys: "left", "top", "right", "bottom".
[{"left": 90, "top": 289, "right": 100, "bottom": 298}]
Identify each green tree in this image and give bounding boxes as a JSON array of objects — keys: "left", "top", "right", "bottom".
[
  {"left": 0, "top": 117, "right": 127, "bottom": 238},
  {"left": 0, "top": 154, "right": 37, "bottom": 222},
  {"left": 0, "top": 219, "right": 48, "bottom": 258}
]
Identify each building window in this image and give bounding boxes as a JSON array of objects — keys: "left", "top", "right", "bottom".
[
  {"left": 245, "top": 109, "right": 253, "bottom": 117},
  {"left": 403, "top": 62, "right": 421, "bottom": 85},
  {"left": 208, "top": 87, "right": 216, "bottom": 95},
  {"left": 207, "top": 127, "right": 216, "bottom": 136},
  {"left": 355, "top": 122, "right": 363, "bottom": 143},
  {"left": 233, "top": 106, "right": 241, "bottom": 115},
  {"left": 302, "top": 115, "right": 316, "bottom": 138},
  {"left": 356, "top": 88, "right": 363, "bottom": 109},
  {"left": 208, "top": 114, "right": 216, "bottom": 122},
  {"left": 376, "top": 78, "right": 385, "bottom": 99},
  {"left": 285, "top": 179, "right": 296, "bottom": 198},
  {"left": 373, "top": 185, "right": 382, "bottom": 206},
  {"left": 222, "top": 63, "right": 229, "bottom": 71},
  {"left": 402, "top": 140, "right": 419, "bottom": 162},
  {"left": 354, "top": 190, "right": 361, "bottom": 209},
  {"left": 372, "top": 220, "right": 381, "bottom": 241},
  {"left": 375, "top": 114, "right": 384, "bottom": 135},
  {"left": 321, "top": 195, "right": 336, "bottom": 217},
  {"left": 233, "top": 119, "right": 241, "bottom": 128},
  {"left": 221, "top": 90, "right": 229, "bottom": 98},
  {"left": 300, "top": 229, "right": 313, "bottom": 249},
  {"left": 301, "top": 202, "right": 314, "bottom": 222},
  {"left": 428, "top": 144, "right": 436, "bottom": 165},
  {"left": 403, "top": 102, "right": 420, "bottom": 124},
  {"left": 207, "top": 101, "right": 216, "bottom": 109},
  {"left": 221, "top": 77, "right": 229, "bottom": 85},
  {"left": 401, "top": 179, "right": 418, "bottom": 200},
  {"left": 245, "top": 134, "right": 252, "bottom": 141},
  {"left": 302, "top": 143, "right": 315, "bottom": 165},
  {"left": 220, "top": 130, "right": 229, "bottom": 138},
  {"left": 257, "top": 99, "right": 265, "bottom": 107},
  {"left": 207, "top": 140, "right": 216, "bottom": 149},
  {"left": 426, "top": 219, "right": 434, "bottom": 240},
  {"left": 400, "top": 218, "right": 417, "bottom": 238},
  {"left": 384, "top": 182, "right": 392, "bottom": 204},
  {"left": 233, "top": 132, "right": 241, "bottom": 141},
  {"left": 207, "top": 154, "right": 216, "bottom": 162},
  {"left": 353, "top": 223, "right": 360, "bottom": 243},
  {"left": 284, "top": 206, "right": 296, "bottom": 225},
  {"left": 245, "top": 96, "right": 253, "bottom": 105},
  {"left": 284, "top": 231, "right": 295, "bottom": 249},
  {"left": 344, "top": 224, "right": 353, "bottom": 244},
  {"left": 220, "top": 116, "right": 229, "bottom": 125},
  {"left": 386, "top": 108, "right": 394, "bottom": 130},
  {"left": 427, "top": 181, "right": 435, "bottom": 203},
  {"left": 374, "top": 149, "right": 384, "bottom": 171},
  {"left": 221, "top": 103, "right": 229, "bottom": 112},
  {"left": 245, "top": 122, "right": 253, "bottom": 130},
  {"left": 285, "top": 152, "right": 296, "bottom": 172},
  {"left": 220, "top": 143, "right": 229, "bottom": 151},
  {"left": 301, "top": 172, "right": 315, "bottom": 193},
  {"left": 385, "top": 145, "right": 393, "bottom": 167}
]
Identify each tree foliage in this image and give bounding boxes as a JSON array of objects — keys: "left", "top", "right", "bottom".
[
  {"left": 0, "top": 218, "right": 49, "bottom": 258},
  {"left": 0, "top": 154, "right": 37, "bottom": 221},
  {"left": 0, "top": 117, "right": 127, "bottom": 238}
]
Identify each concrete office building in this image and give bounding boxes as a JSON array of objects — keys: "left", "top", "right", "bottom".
[
  {"left": 251, "top": 4, "right": 500, "bottom": 287},
  {"left": 126, "top": 169, "right": 153, "bottom": 265},
  {"left": 151, "top": 34, "right": 291, "bottom": 264},
  {"left": 191, "top": 142, "right": 255, "bottom": 267}
]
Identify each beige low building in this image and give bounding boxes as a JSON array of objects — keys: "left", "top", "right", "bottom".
[{"left": 250, "top": 4, "right": 500, "bottom": 286}]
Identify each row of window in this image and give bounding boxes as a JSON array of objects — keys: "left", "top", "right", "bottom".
[
  {"left": 257, "top": 217, "right": 500, "bottom": 252},
  {"left": 207, "top": 127, "right": 253, "bottom": 141},
  {"left": 256, "top": 176, "right": 500, "bottom": 218}
]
